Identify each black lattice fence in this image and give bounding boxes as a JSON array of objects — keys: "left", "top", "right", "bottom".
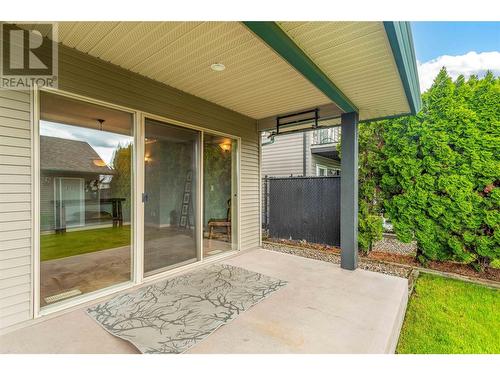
[{"left": 262, "top": 176, "right": 341, "bottom": 246}]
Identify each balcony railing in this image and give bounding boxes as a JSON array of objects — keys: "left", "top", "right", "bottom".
[{"left": 311, "top": 127, "right": 340, "bottom": 145}]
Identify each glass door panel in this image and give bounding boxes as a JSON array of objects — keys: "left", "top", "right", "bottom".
[
  {"left": 203, "top": 134, "right": 238, "bottom": 257},
  {"left": 143, "top": 118, "right": 200, "bottom": 276},
  {"left": 39, "top": 91, "right": 134, "bottom": 307}
]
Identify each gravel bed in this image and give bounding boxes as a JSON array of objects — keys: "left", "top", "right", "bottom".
[
  {"left": 263, "top": 241, "right": 412, "bottom": 280},
  {"left": 372, "top": 233, "right": 417, "bottom": 255}
]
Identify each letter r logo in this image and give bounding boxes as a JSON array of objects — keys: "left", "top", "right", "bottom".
[{"left": 2, "top": 23, "right": 53, "bottom": 76}]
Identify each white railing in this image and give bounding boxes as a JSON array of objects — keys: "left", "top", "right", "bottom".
[{"left": 311, "top": 127, "right": 340, "bottom": 145}]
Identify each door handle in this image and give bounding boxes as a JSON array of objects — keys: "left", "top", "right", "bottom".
[{"left": 142, "top": 193, "right": 149, "bottom": 203}]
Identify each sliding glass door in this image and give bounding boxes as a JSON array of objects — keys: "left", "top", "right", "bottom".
[
  {"left": 37, "top": 91, "right": 240, "bottom": 310},
  {"left": 143, "top": 118, "right": 200, "bottom": 276},
  {"left": 39, "top": 91, "right": 134, "bottom": 307}
]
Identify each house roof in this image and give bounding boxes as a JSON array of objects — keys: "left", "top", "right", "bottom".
[{"left": 40, "top": 136, "right": 113, "bottom": 174}]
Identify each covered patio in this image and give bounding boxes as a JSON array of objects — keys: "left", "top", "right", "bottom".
[
  {"left": 0, "top": 21, "right": 420, "bottom": 351},
  {"left": 0, "top": 248, "right": 408, "bottom": 354}
]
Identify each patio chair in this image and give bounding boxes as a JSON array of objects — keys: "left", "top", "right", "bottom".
[{"left": 207, "top": 198, "right": 231, "bottom": 241}]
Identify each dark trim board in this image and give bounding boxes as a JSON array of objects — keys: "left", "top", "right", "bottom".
[
  {"left": 383, "top": 21, "right": 422, "bottom": 115},
  {"left": 244, "top": 21, "right": 358, "bottom": 114},
  {"left": 247, "top": 21, "right": 421, "bottom": 122}
]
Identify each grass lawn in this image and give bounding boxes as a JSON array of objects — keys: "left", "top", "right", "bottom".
[
  {"left": 397, "top": 273, "right": 500, "bottom": 354},
  {"left": 41, "top": 226, "right": 131, "bottom": 262}
]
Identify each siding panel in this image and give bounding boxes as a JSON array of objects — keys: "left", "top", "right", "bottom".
[
  {"left": 0, "top": 193, "right": 31, "bottom": 203},
  {"left": 0, "top": 265, "right": 30, "bottom": 281},
  {"left": 0, "top": 117, "right": 30, "bottom": 130},
  {"left": 0, "top": 126, "right": 31, "bottom": 139},
  {"left": 0, "top": 90, "right": 30, "bottom": 103},
  {"left": 261, "top": 133, "right": 305, "bottom": 177},
  {"left": 0, "top": 231, "right": 29, "bottom": 243},
  {"left": 0, "top": 97, "right": 31, "bottom": 112},
  {"left": 0, "top": 136, "right": 30, "bottom": 148},
  {"left": 0, "top": 248, "right": 31, "bottom": 261},
  {"left": 0, "top": 202, "right": 31, "bottom": 212},
  {"left": 0, "top": 211, "right": 31, "bottom": 223},
  {"left": 0, "top": 175, "right": 31, "bottom": 184},
  {"left": 0, "top": 274, "right": 30, "bottom": 290},
  {"left": 0, "top": 283, "right": 30, "bottom": 301},
  {"left": 0, "top": 300, "right": 30, "bottom": 318},
  {"left": 0, "top": 238, "right": 30, "bottom": 251},
  {"left": 0, "top": 89, "right": 32, "bottom": 331},
  {"left": 0, "top": 308, "right": 30, "bottom": 328},
  {"left": 0, "top": 220, "right": 31, "bottom": 231},
  {"left": 0, "top": 155, "right": 31, "bottom": 166}
]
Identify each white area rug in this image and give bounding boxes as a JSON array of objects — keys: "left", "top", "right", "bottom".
[{"left": 87, "top": 263, "right": 287, "bottom": 353}]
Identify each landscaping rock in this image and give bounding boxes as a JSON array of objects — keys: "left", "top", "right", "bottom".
[
  {"left": 263, "top": 241, "right": 412, "bottom": 280},
  {"left": 372, "top": 233, "right": 416, "bottom": 255}
]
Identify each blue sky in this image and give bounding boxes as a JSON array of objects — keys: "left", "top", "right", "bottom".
[
  {"left": 410, "top": 22, "right": 500, "bottom": 92},
  {"left": 412, "top": 22, "right": 500, "bottom": 61}
]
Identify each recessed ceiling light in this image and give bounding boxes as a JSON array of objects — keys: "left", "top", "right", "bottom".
[{"left": 210, "top": 63, "right": 226, "bottom": 72}]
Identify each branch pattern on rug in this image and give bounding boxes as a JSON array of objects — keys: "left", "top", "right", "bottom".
[{"left": 87, "top": 263, "right": 287, "bottom": 353}]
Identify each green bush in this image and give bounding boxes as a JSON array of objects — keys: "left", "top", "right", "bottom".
[
  {"left": 357, "top": 120, "right": 385, "bottom": 252},
  {"left": 377, "top": 69, "right": 499, "bottom": 268}
]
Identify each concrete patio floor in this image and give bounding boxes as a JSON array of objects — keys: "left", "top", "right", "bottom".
[{"left": 0, "top": 249, "right": 408, "bottom": 354}]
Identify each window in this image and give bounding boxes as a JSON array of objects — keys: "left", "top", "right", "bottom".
[
  {"left": 316, "top": 165, "right": 340, "bottom": 176},
  {"left": 316, "top": 165, "right": 328, "bottom": 176}
]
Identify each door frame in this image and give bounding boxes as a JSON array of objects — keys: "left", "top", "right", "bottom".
[{"left": 32, "top": 87, "right": 241, "bottom": 318}]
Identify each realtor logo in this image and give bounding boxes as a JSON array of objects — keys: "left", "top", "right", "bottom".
[{"left": 1, "top": 22, "right": 58, "bottom": 89}]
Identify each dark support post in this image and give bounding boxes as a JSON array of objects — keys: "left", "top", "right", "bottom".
[{"left": 340, "top": 112, "right": 359, "bottom": 270}]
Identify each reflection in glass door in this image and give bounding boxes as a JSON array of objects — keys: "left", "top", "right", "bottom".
[
  {"left": 203, "top": 134, "right": 238, "bottom": 257},
  {"left": 143, "top": 118, "right": 200, "bottom": 276},
  {"left": 39, "top": 91, "right": 134, "bottom": 307}
]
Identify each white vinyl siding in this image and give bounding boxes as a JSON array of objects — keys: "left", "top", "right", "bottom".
[
  {"left": 261, "top": 131, "right": 341, "bottom": 177},
  {"left": 0, "top": 89, "right": 32, "bottom": 331},
  {"left": 261, "top": 132, "right": 304, "bottom": 177}
]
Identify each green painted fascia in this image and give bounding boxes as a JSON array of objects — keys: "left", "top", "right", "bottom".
[
  {"left": 383, "top": 21, "right": 422, "bottom": 115},
  {"left": 243, "top": 21, "right": 358, "bottom": 114}
]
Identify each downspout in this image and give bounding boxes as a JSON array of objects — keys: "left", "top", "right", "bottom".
[{"left": 302, "top": 132, "right": 307, "bottom": 176}]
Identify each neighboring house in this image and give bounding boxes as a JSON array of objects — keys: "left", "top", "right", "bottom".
[
  {"left": 261, "top": 127, "right": 341, "bottom": 177},
  {"left": 39, "top": 136, "right": 114, "bottom": 232},
  {"left": 0, "top": 21, "right": 420, "bottom": 334}
]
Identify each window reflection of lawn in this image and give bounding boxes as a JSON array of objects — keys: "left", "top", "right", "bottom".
[{"left": 40, "top": 226, "right": 131, "bottom": 261}]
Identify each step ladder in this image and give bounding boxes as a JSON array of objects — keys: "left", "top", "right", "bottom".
[{"left": 179, "top": 170, "right": 193, "bottom": 228}]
